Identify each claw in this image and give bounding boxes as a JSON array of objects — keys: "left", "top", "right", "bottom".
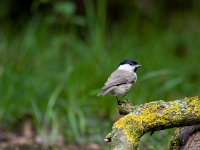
[{"left": 124, "top": 96, "right": 130, "bottom": 103}]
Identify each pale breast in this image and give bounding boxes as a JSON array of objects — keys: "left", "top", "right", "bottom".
[{"left": 111, "top": 83, "right": 133, "bottom": 97}]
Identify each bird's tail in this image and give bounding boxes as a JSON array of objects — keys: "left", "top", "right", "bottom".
[
  {"left": 97, "top": 91, "right": 105, "bottom": 96},
  {"left": 97, "top": 89, "right": 109, "bottom": 96},
  {"left": 97, "top": 87, "right": 114, "bottom": 96}
]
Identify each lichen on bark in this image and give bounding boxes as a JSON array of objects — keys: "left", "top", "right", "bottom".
[{"left": 105, "top": 96, "right": 200, "bottom": 150}]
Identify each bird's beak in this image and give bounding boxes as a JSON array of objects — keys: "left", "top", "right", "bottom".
[{"left": 136, "top": 64, "right": 142, "bottom": 68}]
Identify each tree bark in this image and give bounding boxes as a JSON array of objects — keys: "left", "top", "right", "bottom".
[
  {"left": 169, "top": 125, "right": 200, "bottom": 150},
  {"left": 104, "top": 96, "right": 200, "bottom": 150}
]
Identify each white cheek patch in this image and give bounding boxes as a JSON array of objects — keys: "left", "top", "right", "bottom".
[{"left": 118, "top": 64, "right": 134, "bottom": 72}]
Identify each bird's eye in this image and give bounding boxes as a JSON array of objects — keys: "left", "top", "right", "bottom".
[{"left": 130, "top": 63, "right": 133, "bottom": 66}]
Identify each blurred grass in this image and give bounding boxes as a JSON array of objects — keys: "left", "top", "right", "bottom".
[{"left": 0, "top": 0, "right": 200, "bottom": 149}]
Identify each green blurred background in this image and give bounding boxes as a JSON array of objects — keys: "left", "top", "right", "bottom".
[{"left": 0, "top": 0, "right": 200, "bottom": 149}]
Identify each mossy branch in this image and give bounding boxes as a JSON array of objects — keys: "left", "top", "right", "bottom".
[{"left": 105, "top": 96, "right": 200, "bottom": 150}]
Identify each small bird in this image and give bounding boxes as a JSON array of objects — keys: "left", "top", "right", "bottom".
[{"left": 97, "top": 59, "right": 141, "bottom": 103}]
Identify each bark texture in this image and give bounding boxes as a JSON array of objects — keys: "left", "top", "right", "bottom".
[
  {"left": 169, "top": 125, "right": 200, "bottom": 150},
  {"left": 105, "top": 96, "right": 200, "bottom": 150}
]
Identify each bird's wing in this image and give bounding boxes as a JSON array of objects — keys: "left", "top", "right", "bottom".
[{"left": 102, "top": 70, "right": 136, "bottom": 91}]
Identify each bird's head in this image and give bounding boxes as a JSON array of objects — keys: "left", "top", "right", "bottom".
[{"left": 118, "top": 59, "right": 142, "bottom": 72}]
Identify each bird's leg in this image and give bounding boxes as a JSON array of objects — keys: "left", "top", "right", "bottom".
[
  {"left": 124, "top": 96, "right": 130, "bottom": 103},
  {"left": 115, "top": 96, "right": 120, "bottom": 105}
]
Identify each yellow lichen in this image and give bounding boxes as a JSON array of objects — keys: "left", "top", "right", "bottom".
[
  {"left": 113, "top": 96, "right": 200, "bottom": 146},
  {"left": 114, "top": 114, "right": 142, "bottom": 143},
  {"left": 185, "top": 96, "right": 200, "bottom": 117},
  {"left": 185, "top": 107, "right": 191, "bottom": 115},
  {"left": 185, "top": 96, "right": 199, "bottom": 106}
]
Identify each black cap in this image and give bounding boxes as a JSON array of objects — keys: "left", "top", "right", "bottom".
[
  {"left": 119, "top": 59, "right": 141, "bottom": 72},
  {"left": 119, "top": 59, "right": 139, "bottom": 66}
]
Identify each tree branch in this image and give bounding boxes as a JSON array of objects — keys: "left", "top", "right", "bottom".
[
  {"left": 169, "top": 125, "right": 200, "bottom": 150},
  {"left": 105, "top": 96, "right": 200, "bottom": 150}
]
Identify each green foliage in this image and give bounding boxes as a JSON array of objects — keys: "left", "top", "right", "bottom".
[{"left": 0, "top": 0, "right": 200, "bottom": 149}]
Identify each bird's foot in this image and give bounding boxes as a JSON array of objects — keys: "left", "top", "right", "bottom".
[
  {"left": 116, "top": 96, "right": 130, "bottom": 105},
  {"left": 116, "top": 97, "right": 125, "bottom": 105},
  {"left": 124, "top": 96, "right": 130, "bottom": 103},
  {"left": 115, "top": 97, "right": 121, "bottom": 105}
]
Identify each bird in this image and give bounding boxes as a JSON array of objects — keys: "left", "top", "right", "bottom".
[{"left": 97, "top": 59, "right": 141, "bottom": 104}]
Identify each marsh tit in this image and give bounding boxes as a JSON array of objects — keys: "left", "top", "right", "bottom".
[{"left": 97, "top": 59, "right": 141, "bottom": 103}]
